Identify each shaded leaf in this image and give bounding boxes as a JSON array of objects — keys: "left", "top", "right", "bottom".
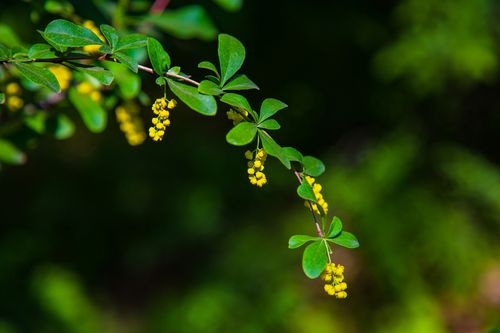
[
  {"left": 223, "top": 74, "right": 258, "bottom": 91},
  {"left": 220, "top": 93, "right": 257, "bottom": 120},
  {"left": 53, "top": 114, "right": 75, "bottom": 140},
  {"left": 327, "top": 216, "right": 343, "bottom": 239},
  {"left": 258, "top": 119, "right": 280, "bottom": 130},
  {"left": 331, "top": 231, "right": 359, "bottom": 249},
  {"left": 144, "top": 5, "right": 217, "bottom": 41},
  {"left": 259, "top": 98, "right": 287, "bottom": 122},
  {"left": 0, "top": 139, "right": 26, "bottom": 165},
  {"left": 288, "top": 235, "right": 319, "bottom": 249},
  {"left": 198, "top": 80, "right": 223, "bottom": 95},
  {"left": 302, "top": 241, "right": 328, "bottom": 279},
  {"left": 198, "top": 61, "right": 219, "bottom": 77},
  {"left": 100, "top": 24, "right": 119, "bottom": 50},
  {"left": 167, "top": 78, "right": 217, "bottom": 116},
  {"left": 213, "top": 0, "right": 243, "bottom": 12},
  {"left": 226, "top": 122, "right": 257, "bottom": 146},
  {"left": 218, "top": 34, "right": 245, "bottom": 86},
  {"left": 68, "top": 87, "right": 107, "bottom": 133},
  {"left": 72, "top": 65, "right": 114, "bottom": 85},
  {"left": 0, "top": 43, "right": 10, "bottom": 60},
  {"left": 104, "top": 62, "right": 141, "bottom": 99},
  {"left": 13, "top": 62, "right": 60, "bottom": 92},
  {"left": 28, "top": 44, "right": 56, "bottom": 59},
  {"left": 147, "top": 37, "right": 170, "bottom": 74},
  {"left": 113, "top": 52, "right": 138, "bottom": 73},
  {"left": 115, "top": 34, "right": 147, "bottom": 52},
  {"left": 303, "top": 156, "right": 325, "bottom": 177},
  {"left": 43, "top": 19, "right": 105, "bottom": 47},
  {"left": 258, "top": 130, "right": 291, "bottom": 169},
  {"left": 282, "top": 147, "right": 303, "bottom": 162}
]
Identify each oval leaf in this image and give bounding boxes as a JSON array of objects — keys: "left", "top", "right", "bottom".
[
  {"left": 258, "top": 130, "right": 291, "bottom": 169},
  {"left": 198, "top": 80, "right": 223, "bottom": 95},
  {"left": 327, "top": 216, "right": 343, "bottom": 238},
  {"left": 282, "top": 147, "right": 303, "bottom": 163},
  {"left": 0, "top": 139, "right": 26, "bottom": 165},
  {"left": 198, "top": 61, "right": 219, "bottom": 77},
  {"left": 71, "top": 65, "right": 114, "bottom": 85},
  {"left": 28, "top": 43, "right": 57, "bottom": 59},
  {"left": 167, "top": 78, "right": 217, "bottom": 116},
  {"left": 302, "top": 241, "right": 328, "bottom": 279},
  {"left": 225, "top": 122, "right": 257, "bottom": 146},
  {"left": 43, "top": 19, "right": 104, "bottom": 47},
  {"left": 100, "top": 24, "right": 118, "bottom": 49},
  {"left": 258, "top": 119, "right": 280, "bottom": 130},
  {"left": 147, "top": 37, "right": 171, "bottom": 74},
  {"left": 297, "top": 182, "right": 316, "bottom": 202},
  {"left": 222, "top": 74, "right": 258, "bottom": 91},
  {"left": 303, "top": 156, "right": 326, "bottom": 177},
  {"left": 218, "top": 34, "right": 245, "bottom": 86},
  {"left": 68, "top": 87, "right": 107, "bottom": 133},
  {"left": 332, "top": 231, "right": 359, "bottom": 249},
  {"left": 115, "top": 34, "right": 147, "bottom": 52},
  {"left": 113, "top": 52, "right": 138, "bottom": 73},
  {"left": 259, "top": 98, "right": 287, "bottom": 122},
  {"left": 288, "top": 235, "right": 319, "bottom": 249},
  {"left": 13, "top": 63, "right": 60, "bottom": 92}
]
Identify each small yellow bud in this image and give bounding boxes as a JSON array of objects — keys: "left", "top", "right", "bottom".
[
  {"left": 167, "top": 99, "right": 176, "bottom": 109},
  {"left": 245, "top": 150, "right": 253, "bottom": 160},
  {"left": 6, "top": 82, "right": 21, "bottom": 95},
  {"left": 247, "top": 168, "right": 255, "bottom": 175}
]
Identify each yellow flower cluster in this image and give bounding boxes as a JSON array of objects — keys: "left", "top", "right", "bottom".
[
  {"left": 149, "top": 97, "right": 176, "bottom": 141},
  {"left": 82, "top": 20, "right": 105, "bottom": 54},
  {"left": 304, "top": 176, "right": 328, "bottom": 215},
  {"left": 5, "top": 82, "right": 24, "bottom": 112},
  {"left": 226, "top": 109, "right": 248, "bottom": 125},
  {"left": 321, "top": 263, "right": 347, "bottom": 298},
  {"left": 48, "top": 65, "right": 72, "bottom": 91},
  {"left": 115, "top": 104, "right": 146, "bottom": 146},
  {"left": 246, "top": 149, "right": 267, "bottom": 187},
  {"left": 76, "top": 81, "right": 101, "bottom": 102}
]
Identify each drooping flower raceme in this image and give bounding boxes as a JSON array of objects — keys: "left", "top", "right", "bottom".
[
  {"left": 321, "top": 263, "right": 347, "bottom": 298},
  {"left": 115, "top": 104, "right": 146, "bottom": 146},
  {"left": 246, "top": 148, "right": 268, "bottom": 187},
  {"left": 149, "top": 97, "right": 176, "bottom": 142},
  {"left": 304, "top": 175, "right": 329, "bottom": 215}
]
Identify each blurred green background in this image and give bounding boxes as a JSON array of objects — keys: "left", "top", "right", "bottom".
[{"left": 1, "top": 0, "right": 500, "bottom": 332}]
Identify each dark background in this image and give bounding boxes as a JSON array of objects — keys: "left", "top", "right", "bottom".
[{"left": 0, "top": 0, "right": 499, "bottom": 332}]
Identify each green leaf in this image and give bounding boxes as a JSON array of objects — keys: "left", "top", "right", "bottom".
[
  {"left": 218, "top": 34, "right": 245, "bottom": 86},
  {"left": 13, "top": 63, "right": 60, "bottom": 92},
  {"left": 68, "top": 87, "right": 107, "bottom": 133},
  {"left": 144, "top": 5, "right": 217, "bottom": 41},
  {"left": 100, "top": 24, "right": 119, "bottom": 50},
  {"left": 27, "top": 44, "right": 56, "bottom": 59},
  {"left": 258, "top": 119, "right": 280, "bottom": 130},
  {"left": 198, "top": 80, "right": 223, "bottom": 96},
  {"left": 155, "top": 76, "right": 167, "bottom": 86},
  {"left": 167, "top": 78, "right": 217, "bottom": 116},
  {"left": 168, "top": 66, "right": 181, "bottom": 75},
  {"left": 226, "top": 122, "right": 257, "bottom": 146},
  {"left": 327, "top": 216, "right": 343, "bottom": 238},
  {"left": 198, "top": 61, "right": 219, "bottom": 77},
  {"left": 258, "top": 130, "right": 291, "bottom": 169},
  {"left": 205, "top": 75, "right": 220, "bottom": 85},
  {"left": 0, "top": 93, "right": 4, "bottom": 104},
  {"left": 331, "top": 231, "right": 359, "bottom": 249},
  {"left": 0, "top": 43, "right": 10, "bottom": 60},
  {"left": 104, "top": 62, "right": 141, "bottom": 99},
  {"left": 115, "top": 34, "right": 147, "bottom": 52},
  {"left": 39, "top": 31, "right": 67, "bottom": 52},
  {"left": 259, "top": 98, "right": 287, "bottom": 122},
  {"left": 213, "top": 0, "right": 243, "bottom": 12},
  {"left": 147, "top": 37, "right": 170, "bottom": 75},
  {"left": 288, "top": 235, "right": 319, "bottom": 249},
  {"left": 0, "top": 24, "right": 22, "bottom": 48},
  {"left": 113, "top": 52, "right": 138, "bottom": 73},
  {"left": 282, "top": 147, "right": 303, "bottom": 162},
  {"left": 302, "top": 241, "right": 328, "bottom": 279},
  {"left": 222, "top": 74, "right": 258, "bottom": 91},
  {"left": 24, "top": 112, "right": 47, "bottom": 134},
  {"left": 54, "top": 114, "right": 75, "bottom": 140},
  {"left": 72, "top": 65, "right": 114, "bottom": 85},
  {"left": 44, "top": 0, "right": 74, "bottom": 15},
  {"left": 302, "top": 156, "right": 326, "bottom": 177},
  {"left": 220, "top": 93, "right": 257, "bottom": 120},
  {"left": 43, "top": 19, "right": 105, "bottom": 48},
  {"left": 297, "top": 182, "right": 317, "bottom": 202},
  {"left": 0, "top": 139, "right": 26, "bottom": 165}
]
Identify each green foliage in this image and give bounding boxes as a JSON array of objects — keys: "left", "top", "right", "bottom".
[
  {"left": 0, "top": 139, "right": 26, "bottom": 165},
  {"left": 167, "top": 79, "right": 217, "bottom": 116},
  {"left": 222, "top": 74, "right": 258, "bottom": 91},
  {"left": 288, "top": 235, "right": 320, "bottom": 249},
  {"left": 147, "top": 37, "right": 171, "bottom": 75},
  {"left": 68, "top": 87, "right": 107, "bottom": 133},
  {"left": 302, "top": 156, "right": 325, "bottom": 177},
  {"left": 302, "top": 241, "right": 328, "bottom": 279},
  {"left": 42, "top": 19, "right": 106, "bottom": 50},
  {"left": 297, "top": 182, "right": 317, "bottom": 202},
  {"left": 218, "top": 34, "right": 246, "bottom": 86},
  {"left": 225, "top": 122, "right": 257, "bottom": 146},
  {"left": 259, "top": 98, "right": 287, "bottom": 122},
  {"left": 198, "top": 80, "right": 223, "bottom": 96},
  {"left": 13, "top": 62, "right": 60, "bottom": 92}
]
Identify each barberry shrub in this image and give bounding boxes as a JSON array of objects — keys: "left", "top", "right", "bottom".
[{"left": 0, "top": 13, "right": 359, "bottom": 297}]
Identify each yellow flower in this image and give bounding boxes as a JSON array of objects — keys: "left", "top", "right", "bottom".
[
  {"left": 115, "top": 103, "right": 146, "bottom": 146},
  {"left": 226, "top": 109, "right": 248, "bottom": 125},
  {"left": 246, "top": 148, "right": 268, "bottom": 187},
  {"left": 7, "top": 96, "right": 24, "bottom": 111},
  {"left": 321, "top": 263, "right": 348, "bottom": 299},
  {"left": 303, "top": 176, "right": 329, "bottom": 215},
  {"left": 76, "top": 81, "right": 102, "bottom": 102},
  {"left": 6, "top": 82, "right": 21, "bottom": 95},
  {"left": 149, "top": 97, "right": 175, "bottom": 142}
]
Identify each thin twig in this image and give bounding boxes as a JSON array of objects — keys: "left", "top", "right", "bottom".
[{"left": 294, "top": 169, "right": 324, "bottom": 238}]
